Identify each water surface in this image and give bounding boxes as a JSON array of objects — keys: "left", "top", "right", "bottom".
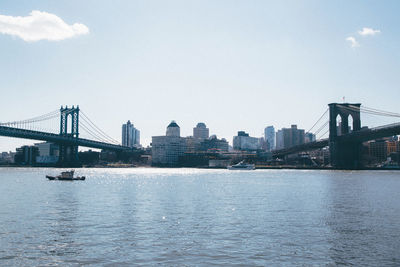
[{"left": 0, "top": 168, "right": 399, "bottom": 266}]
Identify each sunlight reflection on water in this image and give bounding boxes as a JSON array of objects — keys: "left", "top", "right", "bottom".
[{"left": 1, "top": 168, "right": 399, "bottom": 265}]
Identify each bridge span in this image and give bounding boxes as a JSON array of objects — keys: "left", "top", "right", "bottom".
[
  {"left": 272, "top": 103, "right": 400, "bottom": 169},
  {"left": 0, "top": 106, "right": 133, "bottom": 166},
  {"left": 0, "top": 125, "right": 131, "bottom": 152}
]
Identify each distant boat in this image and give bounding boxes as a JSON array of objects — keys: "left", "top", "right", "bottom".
[
  {"left": 46, "top": 170, "right": 85, "bottom": 181},
  {"left": 227, "top": 161, "right": 255, "bottom": 170}
]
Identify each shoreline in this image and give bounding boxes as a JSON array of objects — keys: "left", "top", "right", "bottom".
[{"left": 0, "top": 165, "right": 399, "bottom": 171}]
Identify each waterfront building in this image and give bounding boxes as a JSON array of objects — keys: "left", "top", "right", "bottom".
[
  {"left": 200, "top": 135, "right": 229, "bottom": 152},
  {"left": 34, "top": 142, "right": 59, "bottom": 164},
  {"left": 14, "top": 145, "right": 39, "bottom": 165},
  {"left": 368, "top": 138, "right": 400, "bottom": 163},
  {"left": 122, "top": 120, "right": 140, "bottom": 148},
  {"left": 276, "top": 125, "right": 305, "bottom": 150},
  {"left": 368, "top": 139, "right": 388, "bottom": 162},
  {"left": 233, "top": 131, "right": 261, "bottom": 151},
  {"left": 264, "top": 126, "right": 275, "bottom": 151},
  {"left": 193, "top": 122, "right": 209, "bottom": 139},
  {"left": 152, "top": 121, "right": 186, "bottom": 166}
]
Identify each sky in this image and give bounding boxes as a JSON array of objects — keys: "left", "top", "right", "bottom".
[{"left": 1, "top": 0, "right": 400, "bottom": 151}]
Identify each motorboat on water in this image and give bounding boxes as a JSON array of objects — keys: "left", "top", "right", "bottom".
[
  {"left": 227, "top": 161, "right": 255, "bottom": 170},
  {"left": 46, "top": 170, "right": 85, "bottom": 181}
]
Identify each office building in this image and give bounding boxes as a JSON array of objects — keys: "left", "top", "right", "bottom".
[
  {"left": 122, "top": 120, "right": 140, "bottom": 148},
  {"left": 368, "top": 138, "right": 400, "bottom": 163},
  {"left": 264, "top": 126, "right": 275, "bottom": 151},
  {"left": 193, "top": 122, "right": 209, "bottom": 139},
  {"left": 200, "top": 135, "right": 229, "bottom": 152},
  {"left": 233, "top": 131, "right": 261, "bottom": 151},
  {"left": 14, "top": 145, "right": 39, "bottom": 165},
  {"left": 276, "top": 125, "right": 305, "bottom": 150},
  {"left": 35, "top": 142, "right": 59, "bottom": 164},
  {"left": 152, "top": 121, "right": 186, "bottom": 166},
  {"left": 166, "top": 120, "right": 180, "bottom": 137}
]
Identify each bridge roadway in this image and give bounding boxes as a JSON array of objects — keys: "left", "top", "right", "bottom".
[
  {"left": 0, "top": 125, "right": 133, "bottom": 152},
  {"left": 336, "top": 122, "right": 400, "bottom": 143},
  {"left": 272, "top": 139, "right": 329, "bottom": 157},
  {"left": 272, "top": 122, "right": 400, "bottom": 157}
]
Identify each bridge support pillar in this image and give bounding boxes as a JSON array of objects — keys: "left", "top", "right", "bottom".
[
  {"left": 329, "top": 141, "right": 362, "bottom": 169},
  {"left": 329, "top": 103, "right": 362, "bottom": 169},
  {"left": 58, "top": 144, "right": 80, "bottom": 167}
]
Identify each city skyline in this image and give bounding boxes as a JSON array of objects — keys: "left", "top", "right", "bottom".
[{"left": 1, "top": 1, "right": 400, "bottom": 151}]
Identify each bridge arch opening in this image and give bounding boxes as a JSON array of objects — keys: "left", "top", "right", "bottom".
[
  {"left": 348, "top": 114, "right": 354, "bottom": 133},
  {"left": 68, "top": 113, "right": 73, "bottom": 134},
  {"left": 336, "top": 114, "right": 342, "bottom": 136}
]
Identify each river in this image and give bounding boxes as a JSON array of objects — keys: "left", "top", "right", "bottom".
[{"left": 0, "top": 168, "right": 399, "bottom": 266}]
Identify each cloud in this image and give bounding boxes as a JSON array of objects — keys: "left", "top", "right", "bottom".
[
  {"left": 0, "top": 10, "right": 89, "bottom": 42},
  {"left": 358, "top": 27, "right": 380, "bottom": 36},
  {"left": 346, "top": 36, "right": 359, "bottom": 48}
]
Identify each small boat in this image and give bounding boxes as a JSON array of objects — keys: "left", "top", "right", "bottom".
[
  {"left": 46, "top": 170, "right": 85, "bottom": 181},
  {"left": 227, "top": 161, "right": 255, "bottom": 170}
]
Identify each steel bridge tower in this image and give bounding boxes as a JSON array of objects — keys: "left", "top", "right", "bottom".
[
  {"left": 58, "top": 105, "right": 80, "bottom": 166},
  {"left": 329, "top": 103, "right": 362, "bottom": 169}
]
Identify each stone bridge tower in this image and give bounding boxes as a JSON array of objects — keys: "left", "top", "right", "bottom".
[{"left": 329, "top": 103, "right": 362, "bottom": 169}]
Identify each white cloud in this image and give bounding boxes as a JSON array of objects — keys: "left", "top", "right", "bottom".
[
  {"left": 346, "top": 36, "right": 359, "bottom": 48},
  {"left": 0, "top": 10, "right": 89, "bottom": 42},
  {"left": 358, "top": 27, "right": 380, "bottom": 36}
]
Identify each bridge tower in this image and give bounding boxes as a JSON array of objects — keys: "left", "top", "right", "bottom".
[
  {"left": 58, "top": 105, "right": 80, "bottom": 166},
  {"left": 329, "top": 103, "right": 362, "bottom": 169}
]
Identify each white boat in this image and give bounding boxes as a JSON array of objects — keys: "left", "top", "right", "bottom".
[{"left": 227, "top": 161, "right": 255, "bottom": 170}]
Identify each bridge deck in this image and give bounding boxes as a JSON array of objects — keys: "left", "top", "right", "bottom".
[
  {"left": 272, "top": 139, "right": 329, "bottom": 157},
  {"left": 0, "top": 126, "right": 132, "bottom": 151},
  {"left": 272, "top": 122, "right": 400, "bottom": 157}
]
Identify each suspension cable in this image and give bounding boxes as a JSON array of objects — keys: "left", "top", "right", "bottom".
[
  {"left": 314, "top": 121, "right": 329, "bottom": 136},
  {"left": 306, "top": 108, "right": 329, "bottom": 133},
  {"left": 80, "top": 111, "right": 120, "bottom": 144},
  {"left": 79, "top": 116, "right": 119, "bottom": 144}
]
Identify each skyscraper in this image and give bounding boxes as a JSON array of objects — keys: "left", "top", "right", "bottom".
[
  {"left": 233, "top": 131, "right": 261, "bottom": 151},
  {"left": 166, "top": 120, "right": 180, "bottom": 137},
  {"left": 122, "top": 120, "right": 140, "bottom": 148},
  {"left": 276, "top": 125, "right": 305, "bottom": 150},
  {"left": 193, "top": 122, "right": 209, "bottom": 139},
  {"left": 152, "top": 121, "right": 186, "bottom": 166},
  {"left": 264, "top": 126, "right": 275, "bottom": 151}
]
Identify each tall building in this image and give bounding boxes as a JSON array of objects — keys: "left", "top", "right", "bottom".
[
  {"left": 122, "top": 120, "right": 140, "bottom": 148},
  {"left": 166, "top": 120, "right": 180, "bottom": 137},
  {"left": 152, "top": 121, "right": 186, "bottom": 166},
  {"left": 276, "top": 125, "right": 305, "bottom": 150},
  {"left": 264, "top": 126, "right": 275, "bottom": 151},
  {"left": 233, "top": 131, "right": 261, "bottom": 151},
  {"left": 193, "top": 122, "right": 209, "bottom": 139}
]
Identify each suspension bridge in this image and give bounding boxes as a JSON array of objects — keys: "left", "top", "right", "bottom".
[
  {"left": 272, "top": 103, "right": 400, "bottom": 169},
  {"left": 0, "top": 106, "right": 133, "bottom": 166},
  {"left": 1, "top": 103, "right": 400, "bottom": 168}
]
